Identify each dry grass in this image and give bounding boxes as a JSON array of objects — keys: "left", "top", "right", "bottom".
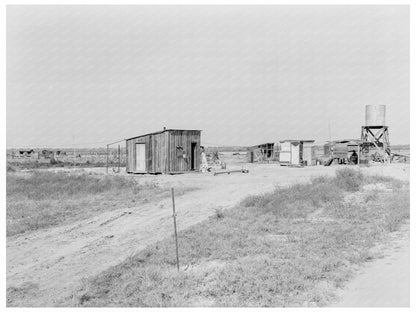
[
  {"left": 7, "top": 160, "right": 109, "bottom": 171},
  {"left": 6, "top": 171, "right": 171, "bottom": 236},
  {"left": 70, "top": 168, "right": 409, "bottom": 307}
]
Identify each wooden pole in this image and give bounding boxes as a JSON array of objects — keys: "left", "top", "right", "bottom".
[
  {"left": 171, "top": 188, "right": 180, "bottom": 271},
  {"left": 106, "top": 144, "right": 109, "bottom": 174}
]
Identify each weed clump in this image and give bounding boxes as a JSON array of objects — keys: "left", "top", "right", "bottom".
[
  {"left": 242, "top": 179, "right": 342, "bottom": 218},
  {"left": 214, "top": 208, "right": 225, "bottom": 220},
  {"left": 334, "top": 168, "right": 363, "bottom": 192}
]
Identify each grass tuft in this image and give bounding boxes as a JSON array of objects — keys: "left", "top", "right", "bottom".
[
  {"left": 214, "top": 208, "right": 225, "bottom": 220},
  {"left": 334, "top": 168, "right": 363, "bottom": 192}
]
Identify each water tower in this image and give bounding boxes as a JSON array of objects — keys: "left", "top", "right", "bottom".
[{"left": 361, "top": 105, "right": 390, "bottom": 160}]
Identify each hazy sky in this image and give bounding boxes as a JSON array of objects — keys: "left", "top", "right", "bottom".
[{"left": 7, "top": 5, "right": 409, "bottom": 147}]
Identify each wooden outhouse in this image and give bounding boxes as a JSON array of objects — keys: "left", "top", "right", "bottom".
[
  {"left": 126, "top": 129, "right": 201, "bottom": 174},
  {"left": 279, "top": 140, "right": 315, "bottom": 166}
]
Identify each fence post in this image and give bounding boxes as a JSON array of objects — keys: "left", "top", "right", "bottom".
[{"left": 171, "top": 188, "right": 180, "bottom": 271}]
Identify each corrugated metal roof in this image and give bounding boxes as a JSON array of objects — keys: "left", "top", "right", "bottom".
[{"left": 125, "top": 129, "right": 202, "bottom": 141}]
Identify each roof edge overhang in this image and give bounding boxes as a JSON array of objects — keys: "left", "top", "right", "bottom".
[{"left": 125, "top": 129, "right": 202, "bottom": 141}]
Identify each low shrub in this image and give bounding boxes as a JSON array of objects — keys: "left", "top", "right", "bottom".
[
  {"left": 334, "top": 168, "right": 363, "bottom": 192},
  {"left": 214, "top": 208, "right": 225, "bottom": 220},
  {"left": 242, "top": 180, "right": 342, "bottom": 218}
]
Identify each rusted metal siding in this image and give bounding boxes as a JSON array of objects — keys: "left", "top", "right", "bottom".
[{"left": 126, "top": 130, "right": 201, "bottom": 174}]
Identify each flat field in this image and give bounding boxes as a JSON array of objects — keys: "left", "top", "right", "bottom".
[
  {"left": 6, "top": 172, "right": 173, "bottom": 236},
  {"left": 6, "top": 154, "right": 410, "bottom": 307}
]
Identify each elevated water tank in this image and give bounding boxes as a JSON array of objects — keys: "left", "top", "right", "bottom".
[{"left": 365, "top": 105, "right": 386, "bottom": 126}]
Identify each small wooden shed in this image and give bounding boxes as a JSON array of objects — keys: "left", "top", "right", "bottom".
[
  {"left": 279, "top": 140, "right": 315, "bottom": 166},
  {"left": 247, "top": 143, "right": 276, "bottom": 163},
  {"left": 126, "top": 129, "right": 201, "bottom": 174}
]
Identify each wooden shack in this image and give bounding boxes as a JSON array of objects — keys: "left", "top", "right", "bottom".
[
  {"left": 247, "top": 143, "right": 276, "bottom": 163},
  {"left": 126, "top": 129, "right": 201, "bottom": 174},
  {"left": 279, "top": 140, "right": 315, "bottom": 166}
]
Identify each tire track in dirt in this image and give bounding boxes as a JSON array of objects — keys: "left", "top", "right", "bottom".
[
  {"left": 6, "top": 164, "right": 409, "bottom": 306},
  {"left": 7, "top": 167, "right": 283, "bottom": 306}
]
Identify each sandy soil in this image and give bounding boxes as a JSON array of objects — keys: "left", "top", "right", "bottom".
[
  {"left": 332, "top": 222, "right": 410, "bottom": 307},
  {"left": 6, "top": 158, "right": 410, "bottom": 307}
]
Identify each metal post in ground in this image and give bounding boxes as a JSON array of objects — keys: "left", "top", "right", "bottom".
[{"left": 171, "top": 188, "right": 180, "bottom": 271}]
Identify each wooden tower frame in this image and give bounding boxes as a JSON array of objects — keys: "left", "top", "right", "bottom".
[{"left": 361, "top": 125, "right": 390, "bottom": 157}]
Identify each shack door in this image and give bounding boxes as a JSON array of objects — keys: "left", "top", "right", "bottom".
[
  {"left": 291, "top": 142, "right": 300, "bottom": 165},
  {"left": 303, "top": 145, "right": 312, "bottom": 166},
  {"left": 135, "top": 143, "right": 146, "bottom": 172},
  {"left": 279, "top": 142, "right": 291, "bottom": 163},
  {"left": 191, "top": 142, "right": 197, "bottom": 170}
]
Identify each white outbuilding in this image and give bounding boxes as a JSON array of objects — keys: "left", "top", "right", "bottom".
[{"left": 279, "top": 140, "right": 315, "bottom": 166}]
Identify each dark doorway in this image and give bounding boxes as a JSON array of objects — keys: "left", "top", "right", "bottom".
[
  {"left": 299, "top": 141, "right": 304, "bottom": 163},
  {"left": 191, "top": 142, "right": 197, "bottom": 170}
]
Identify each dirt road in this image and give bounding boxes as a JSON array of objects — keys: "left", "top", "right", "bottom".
[
  {"left": 6, "top": 162, "right": 410, "bottom": 306},
  {"left": 332, "top": 222, "right": 410, "bottom": 307}
]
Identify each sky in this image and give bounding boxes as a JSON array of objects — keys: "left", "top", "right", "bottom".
[{"left": 6, "top": 5, "right": 410, "bottom": 148}]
